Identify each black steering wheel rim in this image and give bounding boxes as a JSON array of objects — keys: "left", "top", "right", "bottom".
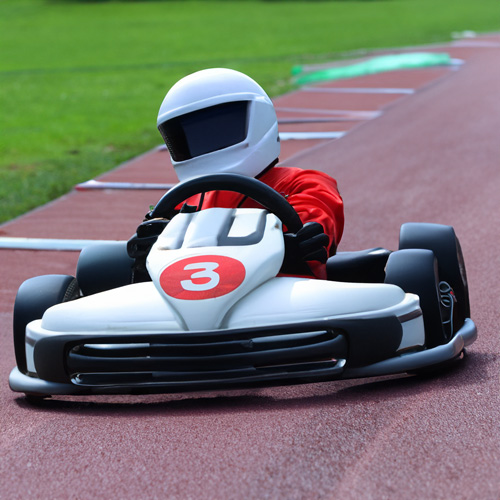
[{"left": 149, "top": 173, "right": 303, "bottom": 233}]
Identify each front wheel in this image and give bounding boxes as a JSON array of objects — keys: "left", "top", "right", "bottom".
[
  {"left": 385, "top": 249, "right": 447, "bottom": 348},
  {"left": 13, "top": 275, "right": 80, "bottom": 374},
  {"left": 399, "top": 223, "right": 470, "bottom": 330}
]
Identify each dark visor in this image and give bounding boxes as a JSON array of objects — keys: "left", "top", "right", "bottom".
[{"left": 158, "top": 101, "right": 249, "bottom": 162}]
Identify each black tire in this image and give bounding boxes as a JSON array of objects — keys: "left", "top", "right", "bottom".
[
  {"left": 13, "top": 274, "right": 80, "bottom": 374},
  {"left": 399, "top": 223, "right": 470, "bottom": 330},
  {"left": 76, "top": 241, "right": 134, "bottom": 296},
  {"left": 385, "top": 249, "right": 447, "bottom": 348}
]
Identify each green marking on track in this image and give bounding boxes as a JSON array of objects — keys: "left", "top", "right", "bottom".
[{"left": 292, "top": 53, "right": 454, "bottom": 85}]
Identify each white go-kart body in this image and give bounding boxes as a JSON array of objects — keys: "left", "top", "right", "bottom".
[{"left": 9, "top": 175, "right": 476, "bottom": 398}]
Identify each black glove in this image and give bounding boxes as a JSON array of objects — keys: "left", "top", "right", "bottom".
[
  {"left": 127, "top": 218, "right": 169, "bottom": 282},
  {"left": 281, "top": 222, "right": 330, "bottom": 275},
  {"left": 127, "top": 218, "right": 170, "bottom": 260}
]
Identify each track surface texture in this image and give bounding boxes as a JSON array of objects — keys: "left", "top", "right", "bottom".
[{"left": 1, "top": 35, "right": 500, "bottom": 499}]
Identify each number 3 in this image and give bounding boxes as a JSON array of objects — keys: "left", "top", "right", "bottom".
[{"left": 180, "top": 262, "right": 220, "bottom": 292}]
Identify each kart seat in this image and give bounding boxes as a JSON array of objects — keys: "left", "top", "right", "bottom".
[{"left": 326, "top": 247, "right": 391, "bottom": 283}]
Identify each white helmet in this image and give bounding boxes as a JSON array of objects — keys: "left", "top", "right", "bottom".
[{"left": 157, "top": 68, "right": 280, "bottom": 182}]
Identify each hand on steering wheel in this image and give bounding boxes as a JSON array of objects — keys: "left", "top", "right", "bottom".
[{"left": 282, "top": 222, "right": 330, "bottom": 275}]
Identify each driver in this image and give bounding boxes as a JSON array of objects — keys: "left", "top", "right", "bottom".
[{"left": 128, "top": 68, "right": 344, "bottom": 280}]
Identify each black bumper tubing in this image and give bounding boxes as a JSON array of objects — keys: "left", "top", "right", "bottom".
[{"left": 32, "top": 316, "right": 403, "bottom": 390}]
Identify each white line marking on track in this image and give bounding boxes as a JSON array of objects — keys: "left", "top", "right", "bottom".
[
  {"left": 302, "top": 87, "right": 415, "bottom": 94},
  {"left": 275, "top": 107, "right": 381, "bottom": 119},
  {"left": 278, "top": 117, "right": 358, "bottom": 124},
  {"left": 75, "top": 179, "right": 175, "bottom": 191},
  {"left": 451, "top": 41, "right": 500, "bottom": 48},
  {"left": 279, "top": 131, "right": 346, "bottom": 140},
  {"left": 0, "top": 237, "right": 123, "bottom": 251}
]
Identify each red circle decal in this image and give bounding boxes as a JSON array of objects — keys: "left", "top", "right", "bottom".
[{"left": 160, "top": 255, "right": 246, "bottom": 300}]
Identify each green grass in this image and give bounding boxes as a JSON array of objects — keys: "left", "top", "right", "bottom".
[{"left": 1, "top": 0, "right": 500, "bottom": 223}]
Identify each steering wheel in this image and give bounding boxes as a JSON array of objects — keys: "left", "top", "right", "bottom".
[{"left": 149, "top": 173, "right": 303, "bottom": 233}]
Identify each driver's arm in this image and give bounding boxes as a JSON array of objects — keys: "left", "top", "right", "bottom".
[{"left": 259, "top": 167, "right": 344, "bottom": 278}]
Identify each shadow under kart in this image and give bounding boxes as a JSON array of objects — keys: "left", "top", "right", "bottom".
[{"left": 9, "top": 174, "right": 477, "bottom": 399}]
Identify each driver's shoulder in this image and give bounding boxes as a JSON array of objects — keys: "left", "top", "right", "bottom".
[
  {"left": 260, "top": 165, "right": 303, "bottom": 184},
  {"left": 261, "top": 166, "right": 336, "bottom": 192}
]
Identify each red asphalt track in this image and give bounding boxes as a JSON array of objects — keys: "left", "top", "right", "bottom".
[{"left": 1, "top": 35, "right": 500, "bottom": 499}]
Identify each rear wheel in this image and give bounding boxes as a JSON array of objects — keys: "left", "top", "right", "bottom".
[
  {"left": 399, "top": 223, "right": 470, "bottom": 331},
  {"left": 385, "top": 249, "right": 447, "bottom": 348},
  {"left": 13, "top": 274, "right": 80, "bottom": 374}
]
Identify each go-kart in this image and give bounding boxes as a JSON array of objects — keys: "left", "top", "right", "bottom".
[{"left": 9, "top": 173, "right": 477, "bottom": 399}]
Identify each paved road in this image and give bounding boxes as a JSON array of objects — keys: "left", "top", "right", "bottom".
[{"left": 1, "top": 35, "right": 499, "bottom": 499}]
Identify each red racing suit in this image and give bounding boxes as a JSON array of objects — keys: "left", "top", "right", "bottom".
[{"left": 184, "top": 166, "right": 344, "bottom": 279}]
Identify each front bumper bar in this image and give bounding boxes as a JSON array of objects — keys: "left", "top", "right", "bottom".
[{"left": 9, "top": 316, "right": 475, "bottom": 397}]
